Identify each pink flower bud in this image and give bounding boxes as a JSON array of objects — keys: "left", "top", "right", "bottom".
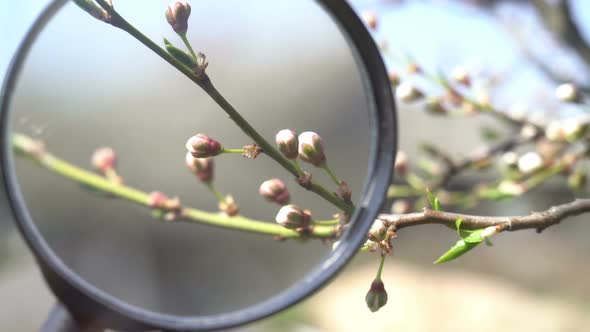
[
  {"left": 259, "top": 178, "right": 290, "bottom": 205},
  {"left": 147, "top": 191, "right": 169, "bottom": 208},
  {"left": 186, "top": 134, "right": 222, "bottom": 158},
  {"left": 275, "top": 129, "right": 299, "bottom": 159},
  {"left": 275, "top": 204, "right": 311, "bottom": 230},
  {"left": 91, "top": 147, "right": 116, "bottom": 173},
  {"left": 165, "top": 2, "right": 191, "bottom": 34},
  {"left": 298, "top": 132, "right": 326, "bottom": 167},
  {"left": 365, "top": 279, "right": 388, "bottom": 312},
  {"left": 185, "top": 152, "right": 214, "bottom": 182}
]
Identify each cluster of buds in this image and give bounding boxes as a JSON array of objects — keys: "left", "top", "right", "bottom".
[
  {"left": 366, "top": 219, "right": 396, "bottom": 255},
  {"left": 91, "top": 147, "right": 123, "bottom": 185},
  {"left": 165, "top": 1, "right": 191, "bottom": 34},
  {"left": 147, "top": 191, "right": 182, "bottom": 221},
  {"left": 275, "top": 204, "right": 311, "bottom": 231},
  {"left": 365, "top": 278, "right": 388, "bottom": 313},
  {"left": 276, "top": 129, "right": 329, "bottom": 168},
  {"left": 186, "top": 134, "right": 222, "bottom": 158},
  {"left": 259, "top": 178, "right": 291, "bottom": 205},
  {"left": 185, "top": 152, "right": 214, "bottom": 182},
  {"left": 545, "top": 119, "right": 588, "bottom": 142}
]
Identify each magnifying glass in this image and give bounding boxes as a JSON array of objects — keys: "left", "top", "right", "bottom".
[{"left": 0, "top": 0, "right": 396, "bottom": 331}]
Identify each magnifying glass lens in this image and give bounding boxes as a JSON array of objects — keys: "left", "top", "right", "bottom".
[{"left": 9, "top": 0, "right": 373, "bottom": 316}]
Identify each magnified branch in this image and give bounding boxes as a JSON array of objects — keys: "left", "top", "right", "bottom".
[
  {"left": 81, "top": 0, "right": 353, "bottom": 214},
  {"left": 12, "top": 134, "right": 338, "bottom": 239}
]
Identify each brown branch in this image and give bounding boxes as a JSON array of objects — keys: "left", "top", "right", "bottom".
[
  {"left": 428, "top": 130, "right": 542, "bottom": 189},
  {"left": 520, "top": 0, "right": 590, "bottom": 92},
  {"left": 379, "top": 198, "right": 590, "bottom": 233}
]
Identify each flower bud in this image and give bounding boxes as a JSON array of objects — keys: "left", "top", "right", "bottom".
[
  {"left": 555, "top": 83, "right": 581, "bottom": 103},
  {"left": 562, "top": 119, "right": 588, "bottom": 142},
  {"left": 425, "top": 98, "right": 446, "bottom": 115},
  {"left": 568, "top": 170, "right": 587, "bottom": 191},
  {"left": 517, "top": 151, "right": 543, "bottom": 174},
  {"left": 365, "top": 279, "right": 388, "bottom": 312},
  {"left": 219, "top": 195, "right": 239, "bottom": 216},
  {"left": 501, "top": 151, "right": 519, "bottom": 169},
  {"left": 91, "top": 147, "right": 116, "bottom": 173},
  {"left": 166, "top": 1, "right": 191, "bottom": 34},
  {"left": 388, "top": 71, "right": 400, "bottom": 87},
  {"left": 298, "top": 132, "right": 326, "bottom": 167},
  {"left": 147, "top": 191, "right": 181, "bottom": 211},
  {"left": 391, "top": 199, "right": 412, "bottom": 214},
  {"left": 361, "top": 11, "right": 378, "bottom": 30},
  {"left": 195, "top": 52, "right": 209, "bottom": 78},
  {"left": 186, "top": 134, "right": 222, "bottom": 158},
  {"left": 497, "top": 180, "right": 525, "bottom": 196},
  {"left": 546, "top": 121, "right": 565, "bottom": 141},
  {"left": 185, "top": 152, "right": 214, "bottom": 182},
  {"left": 394, "top": 150, "right": 408, "bottom": 175},
  {"left": 275, "top": 129, "right": 298, "bottom": 159},
  {"left": 450, "top": 66, "right": 470, "bottom": 86},
  {"left": 259, "top": 178, "right": 291, "bottom": 205},
  {"left": 396, "top": 82, "right": 423, "bottom": 103},
  {"left": 368, "top": 219, "right": 388, "bottom": 242},
  {"left": 275, "top": 204, "right": 311, "bottom": 229}
]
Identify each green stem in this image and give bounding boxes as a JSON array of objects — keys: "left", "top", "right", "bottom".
[
  {"left": 205, "top": 181, "right": 225, "bottom": 203},
  {"left": 323, "top": 164, "right": 341, "bottom": 187},
  {"left": 221, "top": 148, "right": 245, "bottom": 154},
  {"left": 313, "top": 219, "right": 340, "bottom": 226},
  {"left": 93, "top": 0, "right": 352, "bottom": 214},
  {"left": 376, "top": 254, "right": 386, "bottom": 280},
  {"left": 179, "top": 32, "right": 197, "bottom": 60},
  {"left": 293, "top": 159, "right": 303, "bottom": 174},
  {"left": 12, "top": 134, "right": 337, "bottom": 239}
]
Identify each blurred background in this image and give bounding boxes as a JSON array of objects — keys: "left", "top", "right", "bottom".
[{"left": 1, "top": 0, "right": 590, "bottom": 331}]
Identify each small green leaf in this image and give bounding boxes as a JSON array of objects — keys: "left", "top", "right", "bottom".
[
  {"left": 462, "top": 229, "right": 485, "bottom": 244},
  {"left": 163, "top": 38, "right": 196, "bottom": 68},
  {"left": 426, "top": 189, "right": 441, "bottom": 211},
  {"left": 455, "top": 218, "right": 463, "bottom": 237},
  {"left": 434, "top": 239, "right": 480, "bottom": 264},
  {"left": 484, "top": 238, "right": 494, "bottom": 247}
]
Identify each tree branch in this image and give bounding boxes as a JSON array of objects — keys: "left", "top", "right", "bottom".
[{"left": 379, "top": 198, "right": 590, "bottom": 233}]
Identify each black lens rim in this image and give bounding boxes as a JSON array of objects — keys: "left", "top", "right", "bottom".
[{"left": 0, "top": 0, "right": 397, "bottom": 330}]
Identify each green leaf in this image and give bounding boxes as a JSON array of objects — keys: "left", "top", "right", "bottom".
[
  {"left": 434, "top": 239, "right": 481, "bottom": 264},
  {"left": 455, "top": 218, "right": 463, "bottom": 237},
  {"left": 484, "top": 238, "right": 494, "bottom": 247},
  {"left": 163, "top": 38, "right": 196, "bottom": 68},
  {"left": 426, "top": 189, "right": 441, "bottom": 211},
  {"left": 462, "top": 229, "right": 485, "bottom": 244}
]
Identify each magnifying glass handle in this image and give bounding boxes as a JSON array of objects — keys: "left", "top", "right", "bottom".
[{"left": 41, "top": 303, "right": 101, "bottom": 332}]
